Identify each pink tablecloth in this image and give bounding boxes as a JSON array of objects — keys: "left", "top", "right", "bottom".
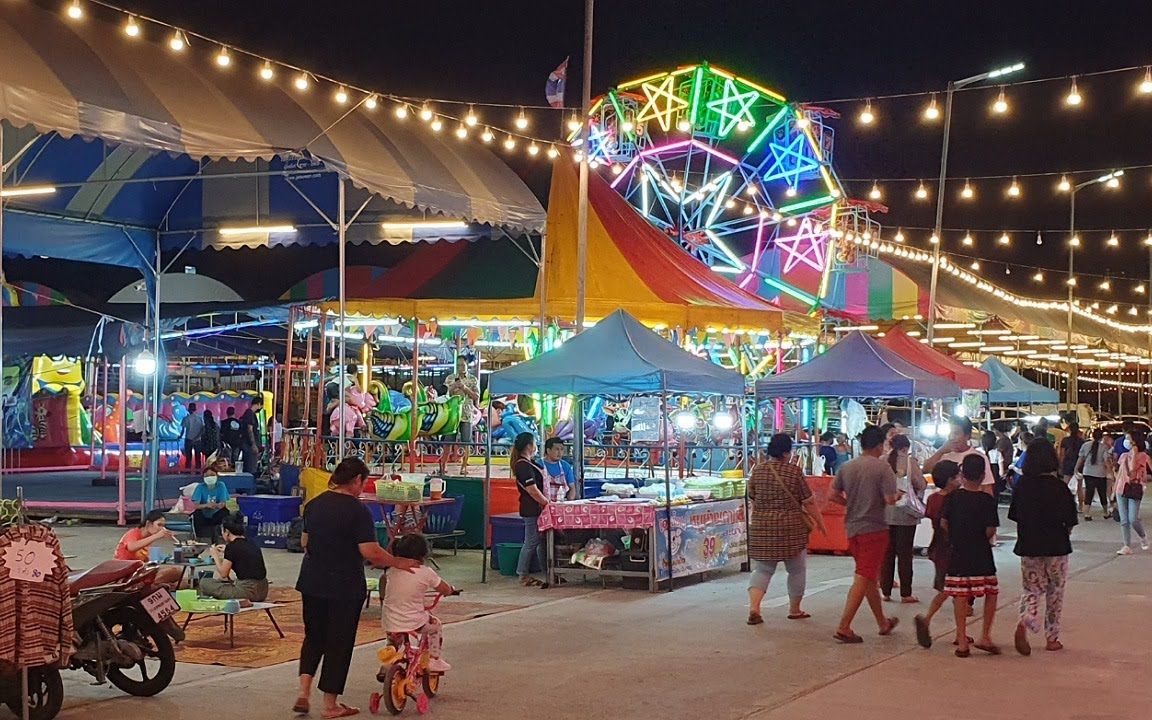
[{"left": 537, "top": 501, "right": 657, "bottom": 531}]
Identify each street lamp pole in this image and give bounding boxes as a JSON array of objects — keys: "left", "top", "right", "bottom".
[{"left": 926, "top": 62, "right": 1024, "bottom": 344}]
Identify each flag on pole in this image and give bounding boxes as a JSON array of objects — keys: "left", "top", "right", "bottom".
[{"left": 545, "top": 57, "right": 569, "bottom": 108}]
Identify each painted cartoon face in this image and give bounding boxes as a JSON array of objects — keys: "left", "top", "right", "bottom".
[{"left": 31, "top": 355, "right": 85, "bottom": 395}]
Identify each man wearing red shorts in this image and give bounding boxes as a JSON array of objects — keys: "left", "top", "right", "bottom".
[{"left": 830, "top": 425, "right": 901, "bottom": 643}]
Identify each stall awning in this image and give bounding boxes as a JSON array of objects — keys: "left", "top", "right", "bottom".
[
  {"left": 490, "top": 309, "right": 746, "bottom": 396},
  {"left": 336, "top": 157, "right": 809, "bottom": 333},
  {"left": 0, "top": 2, "right": 545, "bottom": 238},
  {"left": 877, "top": 327, "right": 989, "bottom": 390},
  {"left": 981, "top": 356, "right": 1059, "bottom": 404},
  {"left": 756, "top": 331, "right": 961, "bottom": 399}
]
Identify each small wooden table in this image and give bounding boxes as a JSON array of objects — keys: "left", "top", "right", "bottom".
[{"left": 181, "top": 602, "right": 285, "bottom": 649}]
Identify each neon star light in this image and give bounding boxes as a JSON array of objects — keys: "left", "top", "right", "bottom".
[
  {"left": 705, "top": 77, "right": 759, "bottom": 137},
  {"left": 774, "top": 217, "right": 828, "bottom": 273},
  {"left": 636, "top": 75, "right": 689, "bottom": 132}
]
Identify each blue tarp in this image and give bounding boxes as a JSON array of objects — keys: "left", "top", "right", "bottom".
[
  {"left": 981, "top": 356, "right": 1059, "bottom": 404},
  {"left": 756, "top": 331, "right": 961, "bottom": 399},
  {"left": 489, "top": 309, "right": 745, "bottom": 397}
]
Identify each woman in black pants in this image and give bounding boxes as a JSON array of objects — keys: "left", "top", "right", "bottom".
[
  {"left": 294, "top": 458, "right": 417, "bottom": 718},
  {"left": 1075, "top": 427, "right": 1113, "bottom": 521},
  {"left": 881, "top": 434, "right": 928, "bottom": 602}
]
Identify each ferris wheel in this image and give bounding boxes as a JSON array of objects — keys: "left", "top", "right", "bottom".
[{"left": 577, "top": 63, "right": 870, "bottom": 305}]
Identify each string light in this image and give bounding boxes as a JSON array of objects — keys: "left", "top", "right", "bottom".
[
  {"left": 1144, "top": 232, "right": 1152, "bottom": 246},
  {"left": 66, "top": 0, "right": 83, "bottom": 20},
  {"left": 364, "top": 94, "right": 378, "bottom": 111},
  {"left": 676, "top": 118, "right": 692, "bottom": 132},
  {"left": 858, "top": 99, "right": 875, "bottom": 125},
  {"left": 168, "top": 30, "right": 186, "bottom": 52},
  {"left": 419, "top": 104, "right": 434, "bottom": 121},
  {"left": 1070, "top": 235, "right": 1081, "bottom": 247},
  {"left": 547, "top": 145, "right": 560, "bottom": 159},
  {"left": 455, "top": 124, "right": 468, "bottom": 139},
  {"left": 914, "top": 181, "right": 928, "bottom": 200},
  {"left": 992, "top": 87, "right": 1008, "bottom": 114},
  {"left": 514, "top": 109, "right": 529, "bottom": 130},
  {"left": 1107, "top": 233, "right": 1120, "bottom": 247},
  {"left": 970, "top": 261, "right": 981, "bottom": 270},
  {"left": 1136, "top": 284, "right": 1146, "bottom": 294},
  {"left": 869, "top": 182, "right": 882, "bottom": 200},
  {"left": 1005, "top": 265, "right": 1012, "bottom": 275},
  {"left": 394, "top": 103, "right": 409, "bottom": 120},
  {"left": 1100, "top": 280, "right": 1112, "bottom": 290},
  {"left": 214, "top": 46, "right": 231, "bottom": 68},
  {"left": 894, "top": 229, "right": 905, "bottom": 243},
  {"left": 123, "top": 15, "right": 140, "bottom": 37},
  {"left": 998, "top": 232, "right": 1011, "bottom": 245},
  {"left": 929, "top": 234, "right": 939, "bottom": 244},
  {"left": 464, "top": 106, "right": 479, "bottom": 126},
  {"left": 334, "top": 86, "right": 349, "bottom": 105},
  {"left": 1067, "top": 277, "right": 1078, "bottom": 286},
  {"left": 1033, "top": 271, "right": 1044, "bottom": 282},
  {"left": 1036, "top": 232, "right": 1044, "bottom": 246},
  {"left": 1065, "top": 77, "right": 1082, "bottom": 106},
  {"left": 481, "top": 127, "right": 494, "bottom": 143},
  {"left": 785, "top": 186, "right": 798, "bottom": 197},
  {"left": 1007, "top": 177, "right": 1021, "bottom": 198},
  {"left": 429, "top": 117, "right": 444, "bottom": 132},
  {"left": 1107, "top": 174, "right": 1121, "bottom": 189},
  {"left": 962, "top": 232, "right": 974, "bottom": 247},
  {"left": 294, "top": 72, "right": 311, "bottom": 92},
  {"left": 259, "top": 61, "right": 275, "bottom": 81},
  {"left": 923, "top": 94, "right": 940, "bottom": 121},
  {"left": 1141, "top": 67, "right": 1152, "bottom": 95},
  {"left": 1057, "top": 175, "right": 1071, "bottom": 192},
  {"left": 528, "top": 143, "right": 540, "bottom": 157},
  {"left": 1130, "top": 307, "right": 1139, "bottom": 316},
  {"left": 567, "top": 113, "right": 581, "bottom": 132},
  {"left": 960, "top": 180, "right": 974, "bottom": 199}
]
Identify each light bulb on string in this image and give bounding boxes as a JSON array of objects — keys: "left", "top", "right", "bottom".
[
  {"left": 998, "top": 232, "right": 1011, "bottom": 245},
  {"left": 1007, "top": 177, "right": 1021, "bottom": 198},
  {"left": 929, "top": 234, "right": 939, "bottom": 245},
  {"left": 1137, "top": 283, "right": 1147, "bottom": 294},
  {"left": 1107, "top": 233, "right": 1120, "bottom": 247},
  {"left": 894, "top": 229, "right": 905, "bottom": 243},
  {"left": 923, "top": 94, "right": 940, "bottom": 120},
  {"left": 795, "top": 115, "right": 810, "bottom": 129},
  {"left": 259, "top": 61, "right": 275, "bottom": 81},
  {"left": 65, "top": 0, "right": 83, "bottom": 20},
  {"left": 1067, "top": 277, "right": 1077, "bottom": 286},
  {"left": 364, "top": 95, "right": 378, "bottom": 111},
  {"left": 858, "top": 99, "right": 875, "bottom": 125},
  {"left": 429, "top": 117, "right": 443, "bottom": 132},
  {"left": 168, "top": 30, "right": 186, "bottom": 52},
  {"left": 1107, "top": 304, "right": 1118, "bottom": 314},
  {"left": 620, "top": 119, "right": 636, "bottom": 133},
  {"left": 1144, "top": 232, "right": 1152, "bottom": 246},
  {"left": 962, "top": 232, "right": 974, "bottom": 247},
  {"left": 786, "top": 217, "right": 797, "bottom": 227},
  {"left": 334, "top": 87, "right": 349, "bottom": 105},
  {"left": 514, "top": 109, "right": 529, "bottom": 130},
  {"left": 215, "top": 47, "right": 232, "bottom": 68},
  {"left": 1141, "top": 67, "right": 1152, "bottom": 95},
  {"left": 454, "top": 124, "right": 468, "bottom": 139},
  {"left": 736, "top": 120, "right": 751, "bottom": 132},
  {"left": 742, "top": 205, "right": 754, "bottom": 216},
  {"left": 504, "top": 135, "right": 517, "bottom": 151},
  {"left": 1005, "top": 265, "right": 1011, "bottom": 275},
  {"left": 480, "top": 127, "right": 494, "bottom": 143},
  {"left": 1107, "top": 175, "right": 1121, "bottom": 189},
  {"left": 869, "top": 182, "right": 881, "bottom": 200},
  {"left": 992, "top": 87, "right": 1008, "bottom": 114},
  {"left": 528, "top": 143, "right": 541, "bottom": 157},
  {"left": 394, "top": 103, "right": 409, "bottom": 120},
  {"left": 1058, "top": 175, "right": 1071, "bottom": 192},
  {"left": 961, "top": 180, "right": 974, "bottom": 199},
  {"left": 785, "top": 186, "right": 797, "bottom": 198},
  {"left": 970, "top": 261, "right": 981, "bottom": 270},
  {"left": 124, "top": 15, "right": 141, "bottom": 37},
  {"left": 567, "top": 113, "right": 581, "bottom": 132},
  {"left": 914, "top": 181, "right": 928, "bottom": 200},
  {"left": 1065, "top": 77, "right": 1082, "bottom": 106},
  {"left": 1130, "top": 306, "right": 1139, "bottom": 316},
  {"left": 1070, "top": 235, "right": 1081, "bottom": 247},
  {"left": 546, "top": 145, "right": 559, "bottom": 160},
  {"left": 724, "top": 199, "right": 736, "bottom": 209},
  {"left": 1033, "top": 271, "right": 1044, "bottom": 282},
  {"left": 1100, "top": 280, "right": 1112, "bottom": 290},
  {"left": 677, "top": 118, "right": 692, "bottom": 132},
  {"left": 294, "top": 73, "right": 311, "bottom": 92},
  {"left": 464, "top": 106, "right": 478, "bottom": 126},
  {"left": 419, "top": 104, "right": 434, "bottom": 122},
  {"left": 745, "top": 186, "right": 757, "bottom": 196}
]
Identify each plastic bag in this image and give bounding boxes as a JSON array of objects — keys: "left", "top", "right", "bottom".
[{"left": 571, "top": 537, "right": 617, "bottom": 570}]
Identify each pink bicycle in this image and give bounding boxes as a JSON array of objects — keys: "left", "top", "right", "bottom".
[{"left": 370, "top": 589, "right": 459, "bottom": 716}]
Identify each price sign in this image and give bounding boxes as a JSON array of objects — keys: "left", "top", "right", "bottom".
[
  {"left": 1, "top": 538, "right": 56, "bottom": 583},
  {"left": 629, "top": 397, "right": 663, "bottom": 442}
]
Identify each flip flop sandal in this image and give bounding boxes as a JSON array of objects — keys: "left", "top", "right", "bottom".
[
  {"left": 914, "top": 615, "right": 932, "bottom": 649},
  {"left": 1015, "top": 627, "right": 1032, "bottom": 656},
  {"left": 974, "top": 643, "right": 1002, "bottom": 655},
  {"left": 955, "top": 648, "right": 971, "bottom": 658},
  {"left": 879, "top": 617, "right": 899, "bottom": 636},
  {"left": 787, "top": 612, "right": 811, "bottom": 620},
  {"left": 747, "top": 613, "right": 764, "bottom": 626},
  {"left": 952, "top": 635, "right": 974, "bottom": 646},
  {"left": 900, "top": 596, "right": 920, "bottom": 604},
  {"left": 833, "top": 631, "right": 863, "bottom": 644},
  {"left": 321, "top": 704, "right": 359, "bottom": 719},
  {"left": 292, "top": 699, "right": 310, "bottom": 715}
]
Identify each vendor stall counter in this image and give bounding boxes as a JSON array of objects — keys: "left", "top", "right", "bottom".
[{"left": 539, "top": 498, "right": 747, "bottom": 592}]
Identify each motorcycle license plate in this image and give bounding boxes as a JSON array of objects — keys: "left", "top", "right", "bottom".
[{"left": 141, "top": 588, "right": 181, "bottom": 624}]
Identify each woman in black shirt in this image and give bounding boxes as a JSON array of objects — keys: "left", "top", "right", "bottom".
[
  {"left": 512, "top": 432, "right": 550, "bottom": 587},
  {"left": 293, "top": 458, "right": 417, "bottom": 718},
  {"left": 1008, "top": 438, "right": 1077, "bottom": 655},
  {"left": 202, "top": 515, "right": 269, "bottom": 601}
]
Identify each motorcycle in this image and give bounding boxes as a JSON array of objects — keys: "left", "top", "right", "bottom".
[{"left": 2, "top": 559, "right": 185, "bottom": 720}]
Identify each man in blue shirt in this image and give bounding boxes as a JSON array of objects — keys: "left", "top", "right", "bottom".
[
  {"left": 191, "top": 471, "right": 231, "bottom": 541},
  {"left": 541, "top": 437, "right": 575, "bottom": 501}
]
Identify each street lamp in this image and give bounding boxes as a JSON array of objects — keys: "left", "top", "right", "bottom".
[
  {"left": 133, "top": 349, "right": 157, "bottom": 376},
  {"left": 1065, "top": 169, "right": 1124, "bottom": 410},
  {"left": 926, "top": 62, "right": 1025, "bottom": 343}
]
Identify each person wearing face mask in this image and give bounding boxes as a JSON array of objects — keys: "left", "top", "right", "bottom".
[{"left": 191, "top": 468, "right": 231, "bottom": 542}]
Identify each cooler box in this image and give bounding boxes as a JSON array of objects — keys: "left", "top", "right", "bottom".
[
  {"left": 236, "top": 495, "right": 303, "bottom": 529},
  {"left": 804, "top": 475, "right": 850, "bottom": 554},
  {"left": 278, "top": 464, "right": 301, "bottom": 496},
  {"left": 219, "top": 472, "right": 256, "bottom": 495}
]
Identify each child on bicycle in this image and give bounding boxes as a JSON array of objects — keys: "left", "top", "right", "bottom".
[{"left": 382, "top": 534, "right": 455, "bottom": 673}]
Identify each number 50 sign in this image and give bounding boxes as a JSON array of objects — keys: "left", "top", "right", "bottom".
[{"left": 1, "top": 539, "right": 56, "bottom": 583}]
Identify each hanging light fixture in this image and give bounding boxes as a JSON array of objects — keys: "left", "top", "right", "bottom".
[
  {"left": 1107, "top": 233, "right": 1120, "bottom": 247},
  {"left": 1007, "top": 177, "right": 1021, "bottom": 198},
  {"left": 334, "top": 86, "right": 349, "bottom": 105},
  {"left": 429, "top": 117, "right": 444, "bottom": 132},
  {"left": 923, "top": 94, "right": 940, "bottom": 120},
  {"left": 65, "top": 0, "right": 83, "bottom": 20},
  {"left": 869, "top": 182, "right": 881, "bottom": 200},
  {"left": 454, "top": 124, "right": 468, "bottom": 139},
  {"left": 893, "top": 229, "right": 905, "bottom": 243},
  {"left": 961, "top": 180, "right": 975, "bottom": 199},
  {"left": 364, "top": 95, "right": 378, "bottom": 111},
  {"left": 259, "top": 61, "right": 275, "bottom": 81},
  {"left": 1057, "top": 174, "right": 1071, "bottom": 192},
  {"left": 998, "top": 232, "right": 1011, "bottom": 245},
  {"left": 858, "top": 99, "right": 875, "bottom": 125},
  {"left": 481, "top": 127, "right": 495, "bottom": 143},
  {"left": 215, "top": 46, "right": 232, "bottom": 68},
  {"left": 567, "top": 113, "right": 581, "bottom": 132},
  {"left": 1065, "top": 76, "right": 1082, "bottom": 106},
  {"left": 528, "top": 143, "right": 541, "bottom": 157},
  {"left": 419, "top": 104, "right": 434, "bottom": 121},
  {"left": 464, "top": 106, "right": 479, "bottom": 126},
  {"left": 123, "top": 15, "right": 141, "bottom": 37},
  {"left": 1141, "top": 67, "right": 1152, "bottom": 95},
  {"left": 514, "top": 108, "right": 529, "bottom": 130},
  {"left": 168, "top": 30, "right": 187, "bottom": 52},
  {"left": 294, "top": 73, "right": 311, "bottom": 92},
  {"left": 992, "top": 87, "right": 1009, "bottom": 114},
  {"left": 915, "top": 181, "right": 928, "bottom": 200}
]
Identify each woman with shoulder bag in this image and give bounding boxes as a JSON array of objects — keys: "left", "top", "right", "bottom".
[
  {"left": 746, "top": 434, "right": 826, "bottom": 626},
  {"left": 1113, "top": 433, "right": 1150, "bottom": 555},
  {"left": 881, "top": 434, "right": 927, "bottom": 603}
]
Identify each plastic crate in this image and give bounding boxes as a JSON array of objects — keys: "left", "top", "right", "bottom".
[{"left": 236, "top": 495, "right": 303, "bottom": 526}]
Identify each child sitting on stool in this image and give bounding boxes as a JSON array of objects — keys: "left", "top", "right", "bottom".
[{"left": 381, "top": 534, "right": 455, "bottom": 673}]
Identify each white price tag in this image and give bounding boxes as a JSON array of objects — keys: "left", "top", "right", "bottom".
[{"left": 1, "top": 538, "right": 55, "bottom": 583}]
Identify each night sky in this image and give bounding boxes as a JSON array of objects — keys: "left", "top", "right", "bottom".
[{"left": 29, "top": 1, "right": 1152, "bottom": 304}]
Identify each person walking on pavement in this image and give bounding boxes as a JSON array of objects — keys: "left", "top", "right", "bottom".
[
  {"left": 1009, "top": 439, "right": 1077, "bottom": 655},
  {"left": 830, "top": 426, "right": 900, "bottom": 644},
  {"left": 942, "top": 455, "right": 1002, "bottom": 657},
  {"left": 881, "top": 434, "right": 927, "bottom": 604},
  {"left": 1075, "top": 428, "right": 1113, "bottom": 521},
  {"left": 1113, "top": 432, "right": 1150, "bottom": 555}
]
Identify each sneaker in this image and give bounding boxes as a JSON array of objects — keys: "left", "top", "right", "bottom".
[
  {"left": 1117, "top": 546, "right": 1134, "bottom": 556},
  {"left": 428, "top": 658, "right": 452, "bottom": 674},
  {"left": 1142, "top": 539, "right": 1150, "bottom": 551}
]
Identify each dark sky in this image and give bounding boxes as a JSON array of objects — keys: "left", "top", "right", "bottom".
[{"left": 83, "top": 1, "right": 1152, "bottom": 302}]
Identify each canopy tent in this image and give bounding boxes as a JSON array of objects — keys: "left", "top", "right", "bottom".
[
  {"left": 756, "top": 331, "right": 962, "bottom": 399},
  {"left": 981, "top": 356, "right": 1059, "bottom": 404},
  {"left": 336, "top": 155, "right": 808, "bottom": 334},
  {"left": 877, "top": 327, "right": 989, "bottom": 390},
  {"left": 489, "top": 309, "right": 746, "bottom": 397}
]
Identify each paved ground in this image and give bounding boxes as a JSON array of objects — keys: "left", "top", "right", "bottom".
[{"left": 31, "top": 512, "right": 1149, "bottom": 720}]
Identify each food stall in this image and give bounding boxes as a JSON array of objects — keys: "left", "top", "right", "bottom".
[
  {"left": 486, "top": 310, "right": 750, "bottom": 590},
  {"left": 756, "top": 331, "right": 963, "bottom": 553}
]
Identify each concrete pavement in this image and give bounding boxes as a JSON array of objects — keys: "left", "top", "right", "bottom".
[{"left": 40, "top": 513, "right": 1147, "bottom": 720}]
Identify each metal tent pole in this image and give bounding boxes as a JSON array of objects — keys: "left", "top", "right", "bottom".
[
  {"left": 574, "top": 0, "right": 593, "bottom": 333},
  {"left": 338, "top": 179, "right": 347, "bottom": 457},
  {"left": 662, "top": 387, "right": 674, "bottom": 592},
  {"left": 144, "top": 233, "right": 162, "bottom": 513},
  {"left": 118, "top": 357, "right": 127, "bottom": 525},
  {"left": 482, "top": 411, "right": 492, "bottom": 583},
  {"left": 280, "top": 307, "right": 295, "bottom": 463}
]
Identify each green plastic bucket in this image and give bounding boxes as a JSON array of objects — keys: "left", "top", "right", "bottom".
[{"left": 496, "top": 543, "right": 523, "bottom": 577}]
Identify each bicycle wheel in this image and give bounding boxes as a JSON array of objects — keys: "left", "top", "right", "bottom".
[
  {"left": 383, "top": 663, "right": 408, "bottom": 716},
  {"left": 422, "top": 672, "right": 440, "bottom": 698}
]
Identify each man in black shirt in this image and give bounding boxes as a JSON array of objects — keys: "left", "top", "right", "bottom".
[
  {"left": 221, "top": 407, "right": 242, "bottom": 466},
  {"left": 239, "top": 397, "right": 264, "bottom": 475},
  {"left": 202, "top": 515, "right": 269, "bottom": 601}
]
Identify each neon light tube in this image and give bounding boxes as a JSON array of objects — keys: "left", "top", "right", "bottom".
[
  {"left": 219, "top": 224, "right": 296, "bottom": 235},
  {"left": 609, "top": 157, "right": 640, "bottom": 189},
  {"left": 381, "top": 221, "right": 467, "bottom": 230},
  {"left": 779, "top": 195, "right": 834, "bottom": 214},
  {"left": 736, "top": 75, "right": 787, "bottom": 102},
  {"left": 688, "top": 66, "right": 705, "bottom": 124},
  {"left": 704, "top": 230, "right": 746, "bottom": 270},
  {"left": 618, "top": 72, "right": 669, "bottom": 90},
  {"left": 816, "top": 203, "right": 838, "bottom": 302},
  {"left": 703, "top": 174, "right": 733, "bottom": 228},
  {"left": 0, "top": 186, "right": 56, "bottom": 198},
  {"left": 761, "top": 274, "right": 818, "bottom": 305},
  {"left": 746, "top": 109, "right": 789, "bottom": 153},
  {"left": 636, "top": 139, "right": 741, "bottom": 167}
]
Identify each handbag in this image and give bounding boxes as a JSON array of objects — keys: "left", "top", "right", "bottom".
[
  {"left": 894, "top": 473, "right": 926, "bottom": 520},
  {"left": 767, "top": 463, "right": 819, "bottom": 533},
  {"left": 1121, "top": 453, "right": 1147, "bottom": 501}
]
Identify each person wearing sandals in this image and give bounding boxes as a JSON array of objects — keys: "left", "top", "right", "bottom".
[
  {"left": 830, "top": 426, "right": 901, "bottom": 644},
  {"left": 746, "top": 434, "right": 826, "bottom": 625},
  {"left": 941, "top": 454, "right": 1001, "bottom": 657},
  {"left": 1008, "top": 439, "right": 1077, "bottom": 655},
  {"left": 1113, "top": 432, "right": 1150, "bottom": 555},
  {"left": 914, "top": 460, "right": 963, "bottom": 648},
  {"left": 511, "top": 432, "right": 550, "bottom": 588},
  {"left": 880, "top": 434, "right": 927, "bottom": 604}
]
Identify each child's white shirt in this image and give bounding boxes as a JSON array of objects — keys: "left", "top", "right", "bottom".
[{"left": 383, "top": 565, "right": 443, "bottom": 632}]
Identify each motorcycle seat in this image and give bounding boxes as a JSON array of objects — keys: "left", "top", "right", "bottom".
[{"left": 68, "top": 559, "right": 143, "bottom": 594}]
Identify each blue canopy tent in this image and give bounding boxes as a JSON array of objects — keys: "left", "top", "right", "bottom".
[
  {"left": 981, "top": 356, "right": 1059, "bottom": 404},
  {"left": 0, "top": 2, "right": 546, "bottom": 511},
  {"left": 755, "top": 331, "right": 962, "bottom": 400},
  {"left": 485, "top": 309, "right": 748, "bottom": 589}
]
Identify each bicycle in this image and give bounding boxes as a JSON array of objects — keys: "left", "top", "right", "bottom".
[{"left": 370, "top": 589, "right": 459, "bottom": 715}]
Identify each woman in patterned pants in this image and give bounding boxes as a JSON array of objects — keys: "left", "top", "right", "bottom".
[{"left": 1007, "top": 439, "right": 1078, "bottom": 655}]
